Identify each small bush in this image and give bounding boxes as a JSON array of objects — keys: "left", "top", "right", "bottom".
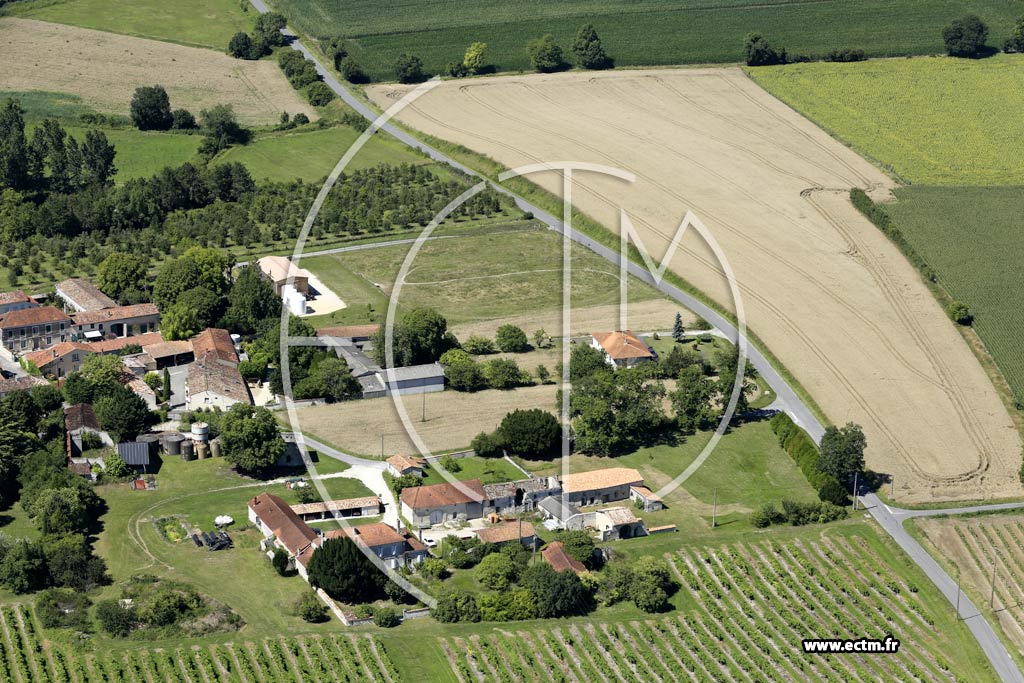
[
  {"left": 306, "top": 82, "right": 336, "bottom": 107},
  {"left": 824, "top": 48, "right": 866, "bottom": 62},
  {"left": 297, "top": 592, "right": 329, "bottom": 623},
  {"left": 947, "top": 301, "right": 973, "bottom": 326},
  {"left": 340, "top": 56, "right": 369, "bottom": 84},
  {"left": 171, "top": 109, "right": 197, "bottom": 130},
  {"left": 373, "top": 606, "right": 402, "bottom": 628}
]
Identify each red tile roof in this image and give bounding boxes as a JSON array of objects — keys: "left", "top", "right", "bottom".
[
  {"left": 248, "top": 492, "right": 319, "bottom": 557},
  {"left": 0, "top": 290, "right": 31, "bottom": 306},
  {"left": 0, "top": 306, "right": 72, "bottom": 328},
  {"left": 90, "top": 331, "right": 164, "bottom": 353},
  {"left": 22, "top": 341, "right": 93, "bottom": 369},
  {"left": 55, "top": 278, "right": 116, "bottom": 311},
  {"left": 591, "top": 330, "right": 654, "bottom": 361},
  {"left": 541, "top": 541, "right": 586, "bottom": 574},
  {"left": 330, "top": 522, "right": 405, "bottom": 548},
  {"left": 72, "top": 303, "right": 158, "bottom": 326},
  {"left": 387, "top": 454, "right": 426, "bottom": 474},
  {"left": 399, "top": 479, "right": 485, "bottom": 510},
  {"left": 65, "top": 403, "right": 102, "bottom": 432},
  {"left": 191, "top": 328, "right": 238, "bottom": 363},
  {"left": 316, "top": 324, "right": 380, "bottom": 339},
  {"left": 475, "top": 521, "right": 536, "bottom": 545},
  {"left": 561, "top": 467, "right": 643, "bottom": 494}
]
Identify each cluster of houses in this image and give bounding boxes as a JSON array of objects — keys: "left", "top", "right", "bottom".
[
  {"left": 396, "top": 462, "right": 665, "bottom": 542},
  {"left": 0, "top": 278, "right": 252, "bottom": 411}
]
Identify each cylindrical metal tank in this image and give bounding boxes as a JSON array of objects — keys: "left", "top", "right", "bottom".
[
  {"left": 210, "top": 438, "right": 222, "bottom": 458},
  {"left": 191, "top": 422, "right": 210, "bottom": 442},
  {"left": 162, "top": 433, "right": 185, "bottom": 455},
  {"left": 181, "top": 439, "right": 196, "bottom": 460},
  {"left": 195, "top": 442, "right": 209, "bottom": 460},
  {"left": 136, "top": 434, "right": 161, "bottom": 457}
]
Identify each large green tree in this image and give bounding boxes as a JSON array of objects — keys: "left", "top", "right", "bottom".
[
  {"left": 570, "top": 367, "right": 667, "bottom": 455},
  {"left": 943, "top": 14, "right": 989, "bottom": 57},
  {"left": 307, "top": 536, "right": 384, "bottom": 603},
  {"left": 93, "top": 385, "right": 154, "bottom": 442},
  {"left": 818, "top": 422, "right": 866, "bottom": 484},
  {"left": 97, "top": 252, "right": 148, "bottom": 303},
  {"left": 521, "top": 563, "right": 592, "bottom": 618},
  {"left": 526, "top": 34, "right": 564, "bottom": 72},
  {"left": 218, "top": 404, "right": 285, "bottom": 475},
  {"left": 198, "top": 105, "right": 250, "bottom": 156},
  {"left": 495, "top": 324, "right": 529, "bottom": 352},
  {"left": 670, "top": 364, "right": 714, "bottom": 433},
  {"left": 572, "top": 24, "right": 610, "bottom": 69},
  {"left": 221, "top": 265, "right": 279, "bottom": 334},
  {"left": 496, "top": 409, "right": 560, "bottom": 459},
  {"left": 372, "top": 307, "right": 451, "bottom": 367},
  {"left": 130, "top": 86, "right": 173, "bottom": 131},
  {"left": 0, "top": 100, "right": 31, "bottom": 190}
]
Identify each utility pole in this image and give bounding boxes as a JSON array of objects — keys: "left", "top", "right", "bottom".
[
  {"left": 380, "top": 432, "right": 384, "bottom": 458},
  {"left": 955, "top": 565, "right": 961, "bottom": 620},
  {"left": 852, "top": 472, "right": 859, "bottom": 511},
  {"left": 991, "top": 553, "right": 999, "bottom": 609},
  {"left": 421, "top": 391, "right": 426, "bottom": 422},
  {"left": 890, "top": 476, "right": 895, "bottom": 499},
  {"left": 712, "top": 488, "right": 717, "bottom": 529}
]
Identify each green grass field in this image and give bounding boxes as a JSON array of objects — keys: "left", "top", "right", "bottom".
[
  {"left": 9, "top": 0, "right": 254, "bottom": 49},
  {"left": 747, "top": 54, "right": 1024, "bottom": 185},
  {"left": 421, "top": 456, "right": 526, "bottom": 486},
  {"left": 304, "top": 222, "right": 664, "bottom": 327},
  {"left": 214, "top": 125, "right": 427, "bottom": 182},
  {"left": 885, "top": 186, "right": 1024, "bottom": 403},
  {"left": 271, "top": 0, "right": 1020, "bottom": 82}
]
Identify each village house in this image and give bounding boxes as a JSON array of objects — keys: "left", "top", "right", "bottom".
[
  {"left": 561, "top": 467, "right": 644, "bottom": 507},
  {"left": 22, "top": 341, "right": 94, "bottom": 377},
  {"left": 327, "top": 523, "right": 429, "bottom": 570},
  {"left": 184, "top": 328, "right": 249, "bottom": 409},
  {"left": 55, "top": 278, "right": 116, "bottom": 313},
  {"left": 64, "top": 403, "right": 112, "bottom": 457},
  {"left": 565, "top": 506, "right": 648, "bottom": 541},
  {"left": 541, "top": 541, "right": 586, "bottom": 575},
  {"left": 317, "top": 324, "right": 379, "bottom": 348},
  {"left": 0, "top": 306, "right": 73, "bottom": 352},
  {"left": 72, "top": 303, "right": 159, "bottom": 341},
  {"left": 0, "top": 290, "right": 36, "bottom": 316},
  {"left": 386, "top": 454, "right": 427, "bottom": 478},
  {"left": 474, "top": 520, "right": 537, "bottom": 548},
  {"left": 537, "top": 495, "right": 581, "bottom": 529},
  {"left": 481, "top": 476, "right": 561, "bottom": 516},
  {"left": 400, "top": 479, "right": 486, "bottom": 526},
  {"left": 0, "top": 374, "right": 47, "bottom": 398},
  {"left": 590, "top": 330, "right": 655, "bottom": 369}
]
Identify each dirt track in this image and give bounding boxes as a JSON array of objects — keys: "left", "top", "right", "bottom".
[
  {"left": 0, "top": 18, "right": 315, "bottom": 124},
  {"left": 368, "top": 68, "right": 1021, "bottom": 502}
]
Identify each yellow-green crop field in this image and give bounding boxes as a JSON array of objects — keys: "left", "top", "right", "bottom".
[{"left": 747, "top": 54, "right": 1024, "bottom": 185}]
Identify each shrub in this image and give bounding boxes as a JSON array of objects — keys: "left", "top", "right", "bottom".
[
  {"left": 395, "top": 54, "right": 426, "bottom": 84},
  {"left": 817, "top": 478, "right": 850, "bottom": 506},
  {"left": 769, "top": 412, "right": 848, "bottom": 505},
  {"left": 95, "top": 599, "right": 136, "bottom": 637},
  {"left": 171, "top": 109, "right": 197, "bottom": 130},
  {"left": 445, "top": 358, "right": 487, "bottom": 392},
  {"left": 272, "top": 547, "right": 291, "bottom": 576},
  {"left": 306, "top": 82, "right": 336, "bottom": 107},
  {"left": 482, "top": 358, "right": 527, "bottom": 389},
  {"left": 495, "top": 324, "right": 530, "bottom": 352},
  {"left": 228, "top": 32, "right": 257, "bottom": 59},
  {"left": 293, "top": 113, "right": 310, "bottom": 125},
  {"left": 340, "top": 56, "right": 369, "bottom": 83},
  {"left": 130, "top": 85, "right": 173, "bottom": 131},
  {"left": 824, "top": 48, "right": 866, "bottom": 62},
  {"left": 947, "top": 300, "right": 973, "bottom": 326},
  {"left": 419, "top": 558, "right": 449, "bottom": 580},
  {"left": 475, "top": 552, "right": 518, "bottom": 590},
  {"left": 373, "top": 606, "right": 401, "bottom": 628},
  {"left": 463, "top": 41, "right": 489, "bottom": 74},
  {"left": 432, "top": 589, "right": 480, "bottom": 623},
  {"left": 462, "top": 336, "right": 496, "bottom": 354},
  {"left": 471, "top": 431, "right": 503, "bottom": 457},
  {"left": 751, "top": 502, "right": 784, "bottom": 528},
  {"left": 744, "top": 33, "right": 786, "bottom": 66},
  {"left": 103, "top": 452, "right": 131, "bottom": 479},
  {"left": 526, "top": 34, "right": 564, "bottom": 72},
  {"left": 36, "top": 588, "right": 92, "bottom": 630},
  {"left": 297, "top": 591, "right": 329, "bottom": 623},
  {"left": 445, "top": 61, "right": 469, "bottom": 77}
]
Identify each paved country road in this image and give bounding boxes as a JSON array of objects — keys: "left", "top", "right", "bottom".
[{"left": 247, "top": 2, "right": 1022, "bottom": 679}]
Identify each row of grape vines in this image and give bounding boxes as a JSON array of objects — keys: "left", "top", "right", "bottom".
[{"left": 0, "top": 604, "right": 401, "bottom": 683}]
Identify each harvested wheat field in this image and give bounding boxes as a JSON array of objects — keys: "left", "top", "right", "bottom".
[
  {"left": 0, "top": 18, "right": 315, "bottom": 124},
  {"left": 369, "top": 68, "right": 1021, "bottom": 502},
  {"left": 290, "top": 385, "right": 559, "bottom": 457}
]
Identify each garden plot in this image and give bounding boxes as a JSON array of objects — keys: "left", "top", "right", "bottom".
[{"left": 368, "top": 68, "right": 1021, "bottom": 503}]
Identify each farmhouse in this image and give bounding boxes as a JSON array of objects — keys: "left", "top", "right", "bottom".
[
  {"left": 191, "top": 327, "right": 238, "bottom": 363},
  {"left": 400, "top": 478, "right": 486, "bottom": 526},
  {"left": 55, "top": 278, "right": 116, "bottom": 313},
  {"left": 0, "top": 290, "right": 36, "bottom": 316},
  {"left": 290, "top": 496, "right": 383, "bottom": 521},
  {"left": 566, "top": 506, "right": 647, "bottom": 541},
  {"left": 248, "top": 492, "right": 321, "bottom": 580},
  {"left": 327, "top": 523, "right": 429, "bottom": 570},
  {"left": 23, "top": 341, "right": 94, "bottom": 378},
  {"left": 590, "top": 330, "right": 655, "bottom": 369},
  {"left": 0, "top": 306, "right": 72, "bottom": 352},
  {"left": 185, "top": 353, "right": 251, "bottom": 409},
  {"left": 474, "top": 520, "right": 537, "bottom": 548},
  {"left": 386, "top": 454, "right": 427, "bottom": 478},
  {"left": 317, "top": 324, "right": 379, "bottom": 347},
  {"left": 561, "top": 467, "right": 644, "bottom": 507},
  {"left": 72, "top": 303, "right": 159, "bottom": 341},
  {"left": 481, "top": 476, "right": 561, "bottom": 516},
  {"left": 537, "top": 496, "right": 581, "bottom": 529},
  {"left": 258, "top": 255, "right": 310, "bottom": 296},
  {"left": 541, "top": 541, "right": 586, "bottom": 575}
]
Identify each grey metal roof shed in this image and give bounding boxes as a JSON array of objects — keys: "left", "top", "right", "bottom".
[{"left": 116, "top": 441, "right": 152, "bottom": 467}]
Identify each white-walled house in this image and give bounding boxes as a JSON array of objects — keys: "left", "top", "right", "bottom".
[{"left": 590, "top": 330, "right": 655, "bottom": 369}]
